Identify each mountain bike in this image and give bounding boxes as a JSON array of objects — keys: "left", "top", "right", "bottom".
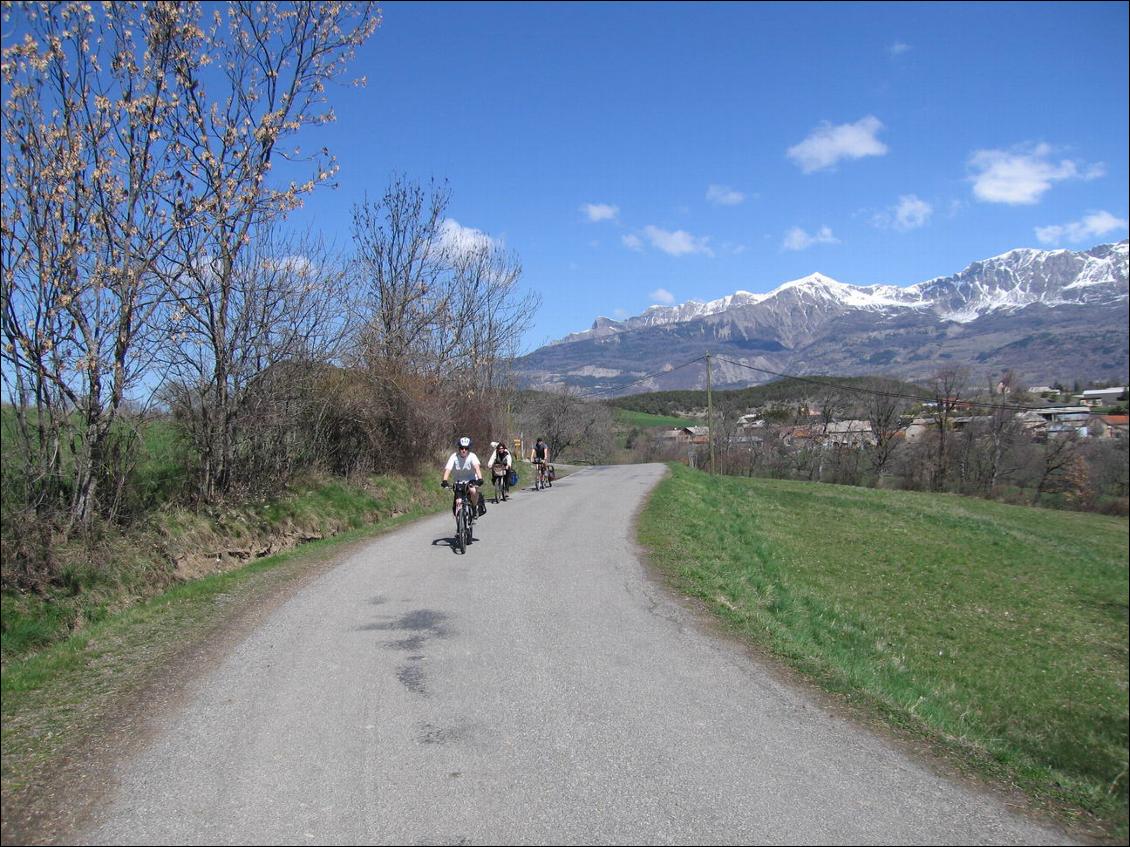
[
  {"left": 448, "top": 480, "right": 475, "bottom": 553},
  {"left": 491, "top": 463, "right": 509, "bottom": 503},
  {"left": 533, "top": 459, "right": 548, "bottom": 490}
]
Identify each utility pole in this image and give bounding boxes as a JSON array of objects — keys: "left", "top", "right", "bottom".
[{"left": 706, "top": 353, "right": 715, "bottom": 475}]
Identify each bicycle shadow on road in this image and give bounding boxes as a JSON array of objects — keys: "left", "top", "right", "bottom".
[{"left": 431, "top": 536, "right": 475, "bottom": 554}]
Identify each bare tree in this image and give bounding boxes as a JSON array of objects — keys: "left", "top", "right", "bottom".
[
  {"left": 349, "top": 175, "right": 540, "bottom": 466},
  {"left": 452, "top": 240, "right": 540, "bottom": 396},
  {"left": 2, "top": 2, "right": 199, "bottom": 536},
  {"left": 351, "top": 177, "right": 460, "bottom": 375},
  {"left": 1031, "top": 433, "right": 1081, "bottom": 506},
  {"left": 863, "top": 384, "right": 906, "bottom": 483},
  {"left": 160, "top": 226, "right": 353, "bottom": 496},
  {"left": 980, "top": 387, "right": 1026, "bottom": 496},
  {"left": 519, "top": 389, "right": 613, "bottom": 464},
  {"left": 927, "top": 366, "right": 969, "bottom": 491},
  {"left": 157, "top": 1, "right": 379, "bottom": 499}
]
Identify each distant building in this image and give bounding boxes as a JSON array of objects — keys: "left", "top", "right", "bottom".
[
  {"left": 1080, "top": 387, "right": 1128, "bottom": 407},
  {"left": 686, "top": 426, "right": 710, "bottom": 444},
  {"left": 952, "top": 415, "right": 996, "bottom": 432},
  {"left": 822, "top": 420, "right": 876, "bottom": 448},
  {"left": 1091, "top": 414, "right": 1129, "bottom": 439},
  {"left": 656, "top": 426, "right": 710, "bottom": 445},
  {"left": 1018, "top": 406, "right": 1092, "bottom": 439},
  {"left": 904, "top": 417, "right": 934, "bottom": 443}
]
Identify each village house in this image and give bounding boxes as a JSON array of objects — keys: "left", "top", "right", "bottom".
[
  {"left": 904, "top": 417, "right": 934, "bottom": 444},
  {"left": 686, "top": 426, "right": 710, "bottom": 444},
  {"left": 1015, "top": 406, "right": 1107, "bottom": 439},
  {"left": 1090, "top": 414, "right": 1129, "bottom": 439},
  {"left": 656, "top": 428, "right": 689, "bottom": 446},
  {"left": 951, "top": 415, "right": 996, "bottom": 432},
  {"left": 779, "top": 425, "right": 818, "bottom": 447},
  {"left": 821, "top": 420, "right": 877, "bottom": 448},
  {"left": 656, "top": 426, "right": 710, "bottom": 446},
  {"left": 1080, "top": 387, "right": 1128, "bottom": 408}
]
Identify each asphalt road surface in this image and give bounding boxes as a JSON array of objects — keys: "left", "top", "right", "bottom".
[{"left": 80, "top": 463, "right": 1074, "bottom": 845}]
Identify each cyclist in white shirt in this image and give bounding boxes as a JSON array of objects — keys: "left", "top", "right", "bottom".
[{"left": 442, "top": 436, "right": 485, "bottom": 516}]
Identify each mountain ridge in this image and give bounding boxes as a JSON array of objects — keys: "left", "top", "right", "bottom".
[{"left": 519, "top": 240, "right": 1128, "bottom": 395}]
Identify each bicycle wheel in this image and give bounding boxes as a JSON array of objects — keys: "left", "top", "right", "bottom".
[
  {"left": 494, "top": 478, "right": 502, "bottom": 503},
  {"left": 455, "top": 508, "right": 465, "bottom": 554}
]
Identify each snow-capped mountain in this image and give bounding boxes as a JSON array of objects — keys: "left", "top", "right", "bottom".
[
  {"left": 518, "top": 241, "right": 1129, "bottom": 394},
  {"left": 558, "top": 241, "right": 1128, "bottom": 342}
]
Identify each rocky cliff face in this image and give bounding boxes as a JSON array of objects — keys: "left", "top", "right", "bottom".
[{"left": 517, "top": 241, "right": 1129, "bottom": 395}]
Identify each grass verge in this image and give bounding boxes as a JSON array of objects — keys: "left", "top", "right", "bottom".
[{"left": 638, "top": 463, "right": 1129, "bottom": 842}]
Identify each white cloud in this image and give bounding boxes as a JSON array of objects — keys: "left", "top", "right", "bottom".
[
  {"left": 787, "top": 115, "right": 888, "bottom": 173},
  {"left": 270, "top": 255, "right": 314, "bottom": 275},
  {"left": 437, "top": 218, "right": 495, "bottom": 258},
  {"left": 649, "top": 288, "right": 676, "bottom": 305},
  {"left": 640, "top": 225, "right": 714, "bottom": 257},
  {"left": 706, "top": 184, "right": 745, "bottom": 206},
  {"left": 581, "top": 202, "right": 619, "bottom": 222},
  {"left": 878, "top": 194, "right": 932, "bottom": 231},
  {"left": 1035, "top": 210, "right": 1129, "bottom": 245},
  {"left": 967, "top": 143, "right": 1104, "bottom": 205},
  {"left": 621, "top": 233, "right": 644, "bottom": 251},
  {"left": 889, "top": 41, "right": 911, "bottom": 56},
  {"left": 783, "top": 225, "right": 839, "bottom": 251}
]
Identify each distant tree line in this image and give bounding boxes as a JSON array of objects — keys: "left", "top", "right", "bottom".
[
  {"left": 607, "top": 376, "right": 931, "bottom": 418},
  {"left": 629, "top": 368, "right": 1128, "bottom": 514}
]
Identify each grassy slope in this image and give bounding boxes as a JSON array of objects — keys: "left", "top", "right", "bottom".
[
  {"left": 612, "top": 408, "right": 700, "bottom": 429},
  {"left": 1, "top": 473, "right": 446, "bottom": 663},
  {"left": 639, "top": 463, "right": 1129, "bottom": 841}
]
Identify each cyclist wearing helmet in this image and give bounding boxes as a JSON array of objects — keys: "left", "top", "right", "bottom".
[
  {"left": 530, "top": 437, "right": 550, "bottom": 487},
  {"left": 442, "top": 436, "right": 486, "bottom": 516}
]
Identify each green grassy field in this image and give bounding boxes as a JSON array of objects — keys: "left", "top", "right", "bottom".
[
  {"left": 612, "top": 407, "right": 700, "bottom": 429},
  {"left": 639, "top": 463, "right": 1129, "bottom": 841}
]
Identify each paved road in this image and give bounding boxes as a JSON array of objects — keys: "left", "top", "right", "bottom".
[{"left": 81, "top": 463, "right": 1073, "bottom": 845}]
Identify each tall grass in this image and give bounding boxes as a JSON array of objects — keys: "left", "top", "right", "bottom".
[{"left": 639, "top": 463, "right": 1129, "bottom": 839}]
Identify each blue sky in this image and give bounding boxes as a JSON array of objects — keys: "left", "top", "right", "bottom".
[{"left": 287, "top": 1, "right": 1130, "bottom": 352}]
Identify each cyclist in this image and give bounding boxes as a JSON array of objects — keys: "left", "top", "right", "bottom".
[
  {"left": 530, "top": 437, "right": 550, "bottom": 488},
  {"left": 442, "top": 436, "right": 485, "bottom": 517},
  {"left": 486, "top": 440, "right": 513, "bottom": 500}
]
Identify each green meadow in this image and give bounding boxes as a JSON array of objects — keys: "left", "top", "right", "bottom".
[
  {"left": 639, "top": 463, "right": 1129, "bottom": 841},
  {"left": 612, "top": 407, "right": 700, "bottom": 430}
]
